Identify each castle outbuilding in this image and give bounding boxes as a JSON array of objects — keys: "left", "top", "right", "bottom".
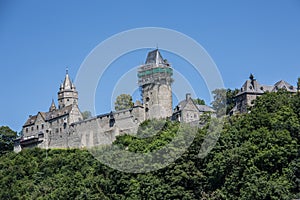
[
  {"left": 232, "top": 74, "right": 297, "bottom": 114},
  {"left": 172, "top": 93, "right": 215, "bottom": 123}
]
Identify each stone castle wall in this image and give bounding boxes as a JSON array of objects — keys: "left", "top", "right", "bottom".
[{"left": 41, "top": 106, "right": 145, "bottom": 149}]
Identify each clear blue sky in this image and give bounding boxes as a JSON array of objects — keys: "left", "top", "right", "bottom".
[{"left": 1, "top": 0, "right": 300, "bottom": 132}]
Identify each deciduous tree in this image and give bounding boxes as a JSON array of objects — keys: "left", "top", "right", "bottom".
[
  {"left": 114, "top": 94, "right": 134, "bottom": 111},
  {"left": 0, "top": 126, "right": 17, "bottom": 155}
]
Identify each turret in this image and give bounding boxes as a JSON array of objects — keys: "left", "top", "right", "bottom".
[
  {"left": 57, "top": 69, "right": 78, "bottom": 109},
  {"left": 49, "top": 99, "right": 56, "bottom": 112}
]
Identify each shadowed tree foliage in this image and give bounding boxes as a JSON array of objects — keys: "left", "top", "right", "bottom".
[
  {"left": 211, "top": 88, "right": 239, "bottom": 116},
  {"left": 193, "top": 98, "right": 206, "bottom": 105},
  {"left": 0, "top": 126, "right": 17, "bottom": 155},
  {"left": 114, "top": 94, "right": 134, "bottom": 111},
  {"left": 81, "top": 110, "right": 92, "bottom": 120},
  {"left": 297, "top": 77, "right": 300, "bottom": 94}
]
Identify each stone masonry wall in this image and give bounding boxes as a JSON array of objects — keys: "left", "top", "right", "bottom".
[{"left": 43, "top": 106, "right": 145, "bottom": 149}]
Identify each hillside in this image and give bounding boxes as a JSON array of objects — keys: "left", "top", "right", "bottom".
[{"left": 0, "top": 90, "right": 299, "bottom": 199}]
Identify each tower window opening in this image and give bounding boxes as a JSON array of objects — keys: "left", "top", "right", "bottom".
[
  {"left": 145, "top": 108, "right": 149, "bottom": 112},
  {"left": 146, "top": 97, "right": 150, "bottom": 102}
]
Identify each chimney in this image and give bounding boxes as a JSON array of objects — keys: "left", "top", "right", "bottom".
[{"left": 186, "top": 93, "right": 191, "bottom": 101}]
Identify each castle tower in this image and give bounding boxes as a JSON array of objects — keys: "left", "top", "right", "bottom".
[
  {"left": 138, "top": 49, "right": 173, "bottom": 119},
  {"left": 57, "top": 69, "right": 78, "bottom": 109},
  {"left": 49, "top": 99, "right": 56, "bottom": 112}
]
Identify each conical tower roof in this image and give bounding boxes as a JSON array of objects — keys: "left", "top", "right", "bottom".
[
  {"left": 49, "top": 99, "right": 56, "bottom": 112},
  {"left": 145, "top": 49, "right": 165, "bottom": 65},
  {"left": 63, "top": 69, "right": 72, "bottom": 90}
]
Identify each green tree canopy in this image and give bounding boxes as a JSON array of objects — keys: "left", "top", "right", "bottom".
[
  {"left": 211, "top": 88, "right": 239, "bottom": 116},
  {"left": 193, "top": 98, "right": 205, "bottom": 105},
  {"left": 114, "top": 94, "right": 134, "bottom": 111},
  {"left": 0, "top": 126, "right": 17, "bottom": 155},
  {"left": 81, "top": 110, "right": 92, "bottom": 120}
]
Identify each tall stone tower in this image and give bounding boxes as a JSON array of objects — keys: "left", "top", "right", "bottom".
[
  {"left": 58, "top": 70, "right": 78, "bottom": 109},
  {"left": 138, "top": 49, "right": 173, "bottom": 119}
]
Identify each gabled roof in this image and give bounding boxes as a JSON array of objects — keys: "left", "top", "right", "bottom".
[
  {"left": 197, "top": 105, "right": 215, "bottom": 112},
  {"left": 145, "top": 49, "right": 165, "bottom": 65},
  {"left": 272, "top": 80, "right": 297, "bottom": 92},
  {"left": 173, "top": 96, "right": 215, "bottom": 113},
  {"left": 23, "top": 112, "right": 46, "bottom": 127},
  {"left": 23, "top": 115, "right": 37, "bottom": 127},
  {"left": 45, "top": 104, "right": 73, "bottom": 121},
  {"left": 236, "top": 75, "right": 297, "bottom": 97},
  {"left": 23, "top": 105, "right": 74, "bottom": 127}
]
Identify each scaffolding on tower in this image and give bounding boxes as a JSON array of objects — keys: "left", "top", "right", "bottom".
[{"left": 137, "top": 49, "right": 173, "bottom": 87}]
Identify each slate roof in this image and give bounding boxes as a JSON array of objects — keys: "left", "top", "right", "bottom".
[
  {"left": 174, "top": 98, "right": 215, "bottom": 113},
  {"left": 236, "top": 79, "right": 264, "bottom": 96},
  {"left": 197, "top": 105, "right": 215, "bottom": 112},
  {"left": 236, "top": 76, "right": 296, "bottom": 97},
  {"left": 23, "top": 105, "right": 73, "bottom": 127},
  {"left": 45, "top": 105, "right": 73, "bottom": 121},
  {"left": 272, "top": 80, "right": 297, "bottom": 92},
  {"left": 145, "top": 49, "right": 165, "bottom": 65},
  {"left": 23, "top": 115, "right": 38, "bottom": 127}
]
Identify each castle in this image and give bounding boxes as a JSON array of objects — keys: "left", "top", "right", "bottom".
[
  {"left": 14, "top": 50, "right": 297, "bottom": 152},
  {"left": 14, "top": 49, "right": 214, "bottom": 152}
]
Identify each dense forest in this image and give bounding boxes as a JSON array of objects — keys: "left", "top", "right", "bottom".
[{"left": 0, "top": 90, "right": 299, "bottom": 199}]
